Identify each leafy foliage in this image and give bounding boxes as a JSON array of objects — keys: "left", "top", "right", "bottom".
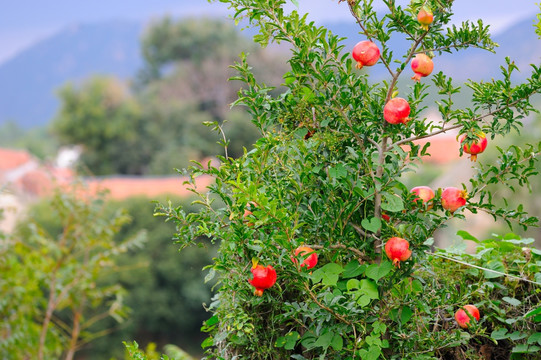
[
  {"left": 157, "top": 0, "right": 541, "bottom": 359},
  {"left": 0, "top": 187, "right": 145, "bottom": 360}
]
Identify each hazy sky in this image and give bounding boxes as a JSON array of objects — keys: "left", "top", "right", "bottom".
[{"left": 1, "top": 0, "right": 539, "bottom": 64}]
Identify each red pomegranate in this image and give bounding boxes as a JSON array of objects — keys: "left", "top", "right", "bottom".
[
  {"left": 455, "top": 305, "right": 480, "bottom": 328},
  {"left": 352, "top": 41, "right": 381, "bottom": 69},
  {"left": 417, "top": 7, "right": 433, "bottom": 30},
  {"left": 384, "top": 98, "right": 411, "bottom": 124},
  {"left": 411, "top": 53, "right": 434, "bottom": 81},
  {"left": 292, "top": 246, "right": 318, "bottom": 269},
  {"left": 411, "top": 186, "right": 435, "bottom": 208},
  {"left": 384, "top": 237, "right": 412, "bottom": 268},
  {"left": 460, "top": 132, "right": 488, "bottom": 162},
  {"left": 248, "top": 264, "right": 277, "bottom": 296},
  {"left": 441, "top": 187, "right": 467, "bottom": 213}
]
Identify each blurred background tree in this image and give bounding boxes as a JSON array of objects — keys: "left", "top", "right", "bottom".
[
  {"left": 22, "top": 194, "right": 215, "bottom": 359},
  {"left": 51, "top": 17, "right": 288, "bottom": 176},
  {"left": 0, "top": 188, "right": 145, "bottom": 359}
]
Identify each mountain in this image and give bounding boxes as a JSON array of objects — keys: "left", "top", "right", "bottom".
[
  {"left": 0, "top": 21, "right": 143, "bottom": 128},
  {"left": 0, "top": 16, "right": 539, "bottom": 129}
]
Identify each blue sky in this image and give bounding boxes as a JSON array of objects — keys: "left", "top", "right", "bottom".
[{"left": 1, "top": 0, "right": 539, "bottom": 64}]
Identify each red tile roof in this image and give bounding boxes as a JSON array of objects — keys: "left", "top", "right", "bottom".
[
  {"left": 0, "top": 148, "right": 33, "bottom": 171},
  {"left": 84, "top": 175, "right": 214, "bottom": 200}
]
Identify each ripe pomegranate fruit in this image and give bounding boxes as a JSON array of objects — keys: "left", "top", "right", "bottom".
[
  {"left": 352, "top": 41, "right": 381, "bottom": 69},
  {"left": 441, "top": 187, "right": 467, "bottom": 213},
  {"left": 460, "top": 132, "right": 488, "bottom": 162},
  {"left": 411, "top": 186, "right": 435, "bottom": 209},
  {"left": 248, "top": 264, "right": 277, "bottom": 296},
  {"left": 417, "top": 7, "right": 433, "bottom": 30},
  {"left": 384, "top": 237, "right": 412, "bottom": 268},
  {"left": 411, "top": 53, "right": 434, "bottom": 81},
  {"left": 292, "top": 246, "right": 318, "bottom": 270},
  {"left": 383, "top": 98, "right": 411, "bottom": 124},
  {"left": 454, "top": 304, "right": 480, "bottom": 328}
]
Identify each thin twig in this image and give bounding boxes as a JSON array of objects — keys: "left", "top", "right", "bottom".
[
  {"left": 391, "top": 96, "right": 529, "bottom": 147},
  {"left": 429, "top": 251, "right": 541, "bottom": 286}
]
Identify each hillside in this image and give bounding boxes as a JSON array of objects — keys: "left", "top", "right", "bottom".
[
  {"left": 0, "top": 21, "right": 143, "bottom": 128},
  {"left": 0, "top": 16, "right": 539, "bottom": 129}
]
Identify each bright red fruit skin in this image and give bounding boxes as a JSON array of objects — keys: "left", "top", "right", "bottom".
[
  {"left": 460, "top": 132, "right": 488, "bottom": 162},
  {"left": 411, "top": 53, "right": 434, "bottom": 81},
  {"left": 384, "top": 237, "right": 412, "bottom": 268},
  {"left": 384, "top": 98, "right": 411, "bottom": 124},
  {"left": 248, "top": 265, "right": 277, "bottom": 296},
  {"left": 441, "top": 187, "right": 467, "bottom": 213},
  {"left": 352, "top": 41, "right": 381, "bottom": 69},
  {"left": 455, "top": 305, "right": 480, "bottom": 328},
  {"left": 292, "top": 246, "right": 318, "bottom": 269},
  {"left": 417, "top": 8, "right": 433, "bottom": 29}
]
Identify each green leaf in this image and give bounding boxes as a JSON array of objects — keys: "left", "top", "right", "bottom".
[
  {"left": 361, "top": 217, "right": 381, "bottom": 233},
  {"left": 508, "top": 331, "right": 528, "bottom": 341},
  {"left": 491, "top": 328, "right": 508, "bottom": 340},
  {"left": 359, "top": 345, "right": 381, "bottom": 360},
  {"left": 365, "top": 261, "right": 393, "bottom": 281},
  {"left": 347, "top": 279, "right": 360, "bottom": 291},
  {"left": 483, "top": 261, "right": 505, "bottom": 279},
  {"left": 360, "top": 279, "right": 379, "bottom": 300},
  {"left": 314, "top": 331, "right": 333, "bottom": 349},
  {"left": 311, "top": 263, "right": 344, "bottom": 286},
  {"left": 502, "top": 297, "right": 521, "bottom": 306},
  {"left": 381, "top": 193, "right": 404, "bottom": 212},
  {"left": 331, "top": 333, "right": 343, "bottom": 351},
  {"left": 527, "top": 332, "right": 541, "bottom": 345},
  {"left": 456, "top": 230, "right": 479, "bottom": 242},
  {"left": 357, "top": 295, "right": 371, "bottom": 307},
  {"left": 329, "top": 164, "right": 347, "bottom": 179},
  {"left": 400, "top": 306, "right": 413, "bottom": 324},
  {"left": 276, "top": 331, "right": 300, "bottom": 350},
  {"left": 201, "top": 336, "right": 214, "bottom": 349},
  {"left": 294, "top": 128, "right": 309, "bottom": 139},
  {"left": 343, "top": 261, "right": 365, "bottom": 278},
  {"left": 524, "top": 306, "right": 541, "bottom": 318},
  {"left": 205, "top": 315, "right": 219, "bottom": 327},
  {"left": 511, "top": 344, "right": 530, "bottom": 353},
  {"left": 411, "top": 279, "right": 423, "bottom": 293}
]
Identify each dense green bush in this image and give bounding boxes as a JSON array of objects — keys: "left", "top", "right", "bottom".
[{"left": 154, "top": 0, "right": 541, "bottom": 359}]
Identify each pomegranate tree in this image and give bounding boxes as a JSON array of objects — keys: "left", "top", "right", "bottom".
[
  {"left": 383, "top": 97, "right": 411, "bottom": 124},
  {"left": 161, "top": 0, "right": 541, "bottom": 358},
  {"left": 351, "top": 40, "right": 380, "bottom": 69}
]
